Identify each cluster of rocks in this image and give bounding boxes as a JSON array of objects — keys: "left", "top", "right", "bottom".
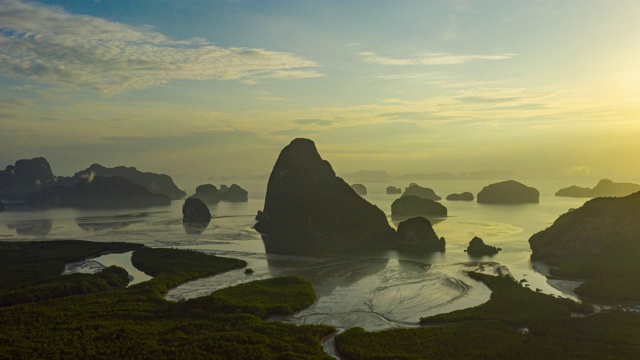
[
  {"left": 254, "top": 139, "right": 446, "bottom": 254},
  {"left": 190, "top": 183, "right": 248, "bottom": 204}
]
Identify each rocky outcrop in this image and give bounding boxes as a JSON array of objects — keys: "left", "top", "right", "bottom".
[
  {"left": 58, "top": 163, "right": 186, "bottom": 200},
  {"left": 401, "top": 183, "right": 441, "bottom": 200},
  {"left": 391, "top": 195, "right": 447, "bottom": 218},
  {"left": 466, "top": 236, "right": 501, "bottom": 256},
  {"left": 386, "top": 186, "right": 402, "bottom": 195},
  {"left": 529, "top": 191, "right": 640, "bottom": 262},
  {"left": 477, "top": 180, "right": 539, "bottom": 204},
  {"left": 555, "top": 179, "right": 640, "bottom": 198},
  {"left": 219, "top": 184, "right": 248, "bottom": 202},
  {"left": 350, "top": 184, "right": 367, "bottom": 196},
  {"left": 0, "top": 157, "right": 57, "bottom": 201},
  {"left": 192, "top": 184, "right": 220, "bottom": 204},
  {"left": 26, "top": 176, "right": 171, "bottom": 209},
  {"left": 254, "top": 138, "right": 395, "bottom": 254},
  {"left": 395, "top": 217, "right": 445, "bottom": 252},
  {"left": 446, "top": 192, "right": 474, "bottom": 201},
  {"left": 182, "top": 197, "right": 212, "bottom": 222}
]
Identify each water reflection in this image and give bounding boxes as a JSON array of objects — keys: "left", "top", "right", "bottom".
[
  {"left": 7, "top": 218, "right": 52, "bottom": 236},
  {"left": 391, "top": 216, "right": 445, "bottom": 227},
  {"left": 76, "top": 212, "right": 148, "bottom": 232},
  {"left": 183, "top": 220, "right": 210, "bottom": 235}
]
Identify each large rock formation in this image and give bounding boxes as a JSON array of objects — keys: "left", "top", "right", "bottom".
[
  {"left": 477, "top": 180, "right": 539, "bottom": 204},
  {"left": 466, "top": 236, "right": 501, "bottom": 256},
  {"left": 0, "top": 157, "right": 57, "bottom": 201},
  {"left": 446, "top": 192, "right": 474, "bottom": 201},
  {"left": 395, "top": 217, "right": 445, "bottom": 252},
  {"left": 386, "top": 186, "right": 402, "bottom": 195},
  {"left": 555, "top": 179, "right": 640, "bottom": 198},
  {"left": 182, "top": 197, "right": 212, "bottom": 222},
  {"left": 529, "top": 192, "right": 640, "bottom": 262},
  {"left": 391, "top": 195, "right": 447, "bottom": 218},
  {"left": 26, "top": 176, "right": 171, "bottom": 209},
  {"left": 218, "top": 184, "right": 248, "bottom": 202},
  {"left": 401, "top": 183, "right": 441, "bottom": 201},
  {"left": 254, "top": 138, "right": 395, "bottom": 254},
  {"left": 192, "top": 184, "right": 220, "bottom": 204},
  {"left": 350, "top": 183, "right": 367, "bottom": 196},
  {"left": 58, "top": 163, "right": 186, "bottom": 200}
]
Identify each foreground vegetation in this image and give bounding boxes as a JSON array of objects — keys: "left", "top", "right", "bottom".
[
  {"left": 336, "top": 272, "right": 640, "bottom": 359},
  {"left": 0, "top": 242, "right": 333, "bottom": 359}
]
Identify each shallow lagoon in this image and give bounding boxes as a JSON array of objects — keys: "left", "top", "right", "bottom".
[{"left": 0, "top": 179, "right": 590, "bottom": 330}]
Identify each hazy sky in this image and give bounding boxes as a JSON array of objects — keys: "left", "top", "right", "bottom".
[{"left": 1, "top": 0, "right": 639, "bottom": 185}]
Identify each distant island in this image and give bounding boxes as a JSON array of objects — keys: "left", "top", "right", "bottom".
[
  {"left": 0, "top": 157, "right": 186, "bottom": 203},
  {"left": 397, "top": 170, "right": 516, "bottom": 181},
  {"left": 391, "top": 195, "right": 447, "bottom": 218},
  {"left": 27, "top": 176, "right": 171, "bottom": 209},
  {"left": 477, "top": 180, "right": 539, "bottom": 204},
  {"left": 58, "top": 163, "right": 186, "bottom": 200},
  {"left": 446, "top": 192, "right": 474, "bottom": 201},
  {"left": 342, "top": 170, "right": 393, "bottom": 183},
  {"left": 386, "top": 186, "right": 401, "bottom": 195},
  {"left": 555, "top": 179, "right": 640, "bottom": 198},
  {"left": 401, "top": 183, "right": 441, "bottom": 201},
  {"left": 0, "top": 157, "right": 57, "bottom": 201}
]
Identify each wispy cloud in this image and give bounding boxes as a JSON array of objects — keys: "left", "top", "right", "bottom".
[
  {"left": 359, "top": 51, "right": 514, "bottom": 65},
  {"left": 294, "top": 118, "right": 333, "bottom": 126},
  {"left": 0, "top": 0, "right": 322, "bottom": 96}
]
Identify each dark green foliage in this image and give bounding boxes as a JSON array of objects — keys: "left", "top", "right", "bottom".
[
  {"left": 575, "top": 276, "right": 640, "bottom": 300},
  {"left": 179, "top": 276, "right": 316, "bottom": 318},
  {"left": 0, "top": 266, "right": 129, "bottom": 307},
  {"left": 336, "top": 272, "right": 640, "bottom": 359},
  {"left": 336, "top": 321, "right": 526, "bottom": 360},
  {"left": 420, "top": 272, "right": 587, "bottom": 326},
  {"left": 0, "top": 240, "right": 142, "bottom": 290},
  {"left": 0, "top": 242, "right": 333, "bottom": 359}
]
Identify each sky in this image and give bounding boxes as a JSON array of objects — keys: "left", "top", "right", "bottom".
[{"left": 1, "top": 0, "right": 639, "bottom": 187}]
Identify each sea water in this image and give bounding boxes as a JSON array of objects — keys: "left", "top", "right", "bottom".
[{"left": 0, "top": 179, "right": 591, "bottom": 330}]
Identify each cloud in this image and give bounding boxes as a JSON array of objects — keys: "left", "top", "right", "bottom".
[
  {"left": 293, "top": 118, "right": 333, "bottom": 126},
  {"left": 0, "top": 0, "right": 322, "bottom": 96},
  {"left": 359, "top": 51, "right": 513, "bottom": 65}
]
